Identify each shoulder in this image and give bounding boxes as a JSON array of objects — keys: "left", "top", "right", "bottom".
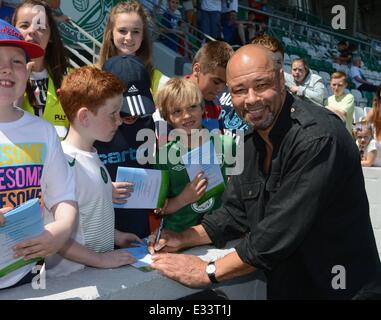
[
  {"left": 284, "top": 72, "right": 293, "bottom": 82},
  {"left": 344, "top": 93, "right": 355, "bottom": 102},
  {"left": 368, "top": 139, "right": 377, "bottom": 152},
  {"left": 22, "top": 111, "right": 58, "bottom": 136},
  {"left": 310, "top": 73, "right": 324, "bottom": 83},
  {"left": 291, "top": 97, "right": 347, "bottom": 139}
]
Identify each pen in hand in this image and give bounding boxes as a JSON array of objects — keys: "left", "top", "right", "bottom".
[{"left": 154, "top": 218, "right": 164, "bottom": 252}]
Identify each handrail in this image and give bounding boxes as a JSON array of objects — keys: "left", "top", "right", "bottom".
[
  {"left": 64, "top": 44, "right": 93, "bottom": 66},
  {"left": 75, "top": 41, "right": 100, "bottom": 60},
  {"left": 67, "top": 19, "right": 102, "bottom": 48},
  {"left": 150, "top": 25, "right": 192, "bottom": 59}
]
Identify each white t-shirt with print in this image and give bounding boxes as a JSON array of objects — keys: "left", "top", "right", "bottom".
[{"left": 0, "top": 110, "right": 75, "bottom": 288}]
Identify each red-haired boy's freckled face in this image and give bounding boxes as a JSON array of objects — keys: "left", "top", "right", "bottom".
[
  {"left": 0, "top": 47, "right": 28, "bottom": 108},
  {"left": 113, "top": 12, "right": 143, "bottom": 56},
  {"left": 15, "top": 6, "right": 51, "bottom": 52},
  {"left": 87, "top": 94, "right": 123, "bottom": 142}
]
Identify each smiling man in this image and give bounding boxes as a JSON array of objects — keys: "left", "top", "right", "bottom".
[{"left": 149, "top": 45, "right": 381, "bottom": 300}]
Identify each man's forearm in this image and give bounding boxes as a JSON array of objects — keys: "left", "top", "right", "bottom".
[
  {"left": 180, "top": 224, "right": 213, "bottom": 248},
  {"left": 214, "top": 251, "right": 257, "bottom": 282}
]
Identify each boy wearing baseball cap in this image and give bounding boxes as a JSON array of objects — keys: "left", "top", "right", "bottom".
[
  {"left": 0, "top": 19, "right": 77, "bottom": 289},
  {"left": 95, "top": 55, "right": 158, "bottom": 239}
]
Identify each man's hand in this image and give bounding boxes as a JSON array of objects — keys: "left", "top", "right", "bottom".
[
  {"left": 148, "top": 228, "right": 184, "bottom": 254},
  {"left": 0, "top": 207, "right": 12, "bottom": 226},
  {"left": 151, "top": 253, "right": 210, "bottom": 288},
  {"left": 112, "top": 181, "right": 134, "bottom": 204}
]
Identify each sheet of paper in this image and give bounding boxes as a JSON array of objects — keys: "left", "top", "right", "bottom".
[
  {"left": 122, "top": 240, "right": 153, "bottom": 272},
  {"left": 181, "top": 140, "right": 225, "bottom": 204},
  {"left": 115, "top": 167, "right": 169, "bottom": 209},
  {"left": 0, "top": 198, "right": 43, "bottom": 278}
]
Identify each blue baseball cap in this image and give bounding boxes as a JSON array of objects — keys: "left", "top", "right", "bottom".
[
  {"left": 0, "top": 19, "right": 44, "bottom": 59},
  {"left": 102, "top": 55, "right": 155, "bottom": 117}
]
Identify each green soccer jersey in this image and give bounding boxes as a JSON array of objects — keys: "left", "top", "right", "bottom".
[{"left": 156, "top": 134, "right": 236, "bottom": 232}]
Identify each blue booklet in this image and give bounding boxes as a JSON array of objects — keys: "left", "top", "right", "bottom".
[{"left": 0, "top": 198, "right": 43, "bottom": 279}]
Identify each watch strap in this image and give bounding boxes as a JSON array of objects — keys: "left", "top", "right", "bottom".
[{"left": 207, "top": 261, "right": 219, "bottom": 284}]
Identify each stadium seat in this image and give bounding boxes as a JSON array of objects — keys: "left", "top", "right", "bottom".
[
  {"left": 283, "top": 64, "right": 292, "bottom": 74},
  {"left": 319, "top": 71, "right": 331, "bottom": 84},
  {"left": 351, "top": 89, "right": 368, "bottom": 107},
  {"left": 284, "top": 53, "right": 291, "bottom": 65},
  {"left": 353, "top": 106, "right": 365, "bottom": 123},
  {"left": 364, "top": 107, "right": 372, "bottom": 115}
]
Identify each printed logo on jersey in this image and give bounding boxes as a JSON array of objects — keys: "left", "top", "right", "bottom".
[
  {"left": 0, "top": 143, "right": 46, "bottom": 207},
  {"left": 68, "top": 157, "right": 76, "bottom": 167},
  {"left": 172, "top": 164, "right": 185, "bottom": 172},
  {"left": 191, "top": 197, "right": 215, "bottom": 213},
  {"left": 58, "top": 1, "right": 113, "bottom": 46},
  {"left": 125, "top": 95, "right": 147, "bottom": 116},
  {"left": 128, "top": 85, "right": 139, "bottom": 93}
]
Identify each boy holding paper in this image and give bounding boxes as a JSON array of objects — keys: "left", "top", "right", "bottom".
[
  {"left": 0, "top": 19, "right": 77, "bottom": 289},
  {"left": 45, "top": 66, "right": 141, "bottom": 277},
  {"left": 155, "top": 78, "right": 236, "bottom": 232}
]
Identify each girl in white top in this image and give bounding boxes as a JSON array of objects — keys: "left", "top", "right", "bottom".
[{"left": 355, "top": 123, "right": 381, "bottom": 167}]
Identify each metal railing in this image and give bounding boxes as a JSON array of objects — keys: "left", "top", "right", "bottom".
[
  {"left": 143, "top": 0, "right": 215, "bottom": 60},
  {"left": 62, "top": 19, "right": 101, "bottom": 67}
]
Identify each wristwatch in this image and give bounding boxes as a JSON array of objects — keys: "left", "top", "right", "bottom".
[{"left": 206, "top": 261, "right": 218, "bottom": 284}]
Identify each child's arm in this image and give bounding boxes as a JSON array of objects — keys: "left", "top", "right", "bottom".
[
  {"left": 114, "top": 230, "right": 143, "bottom": 248},
  {"left": 59, "top": 239, "right": 136, "bottom": 268},
  {"left": 13, "top": 200, "right": 78, "bottom": 261},
  {"left": 158, "top": 172, "right": 208, "bottom": 215},
  {"left": 361, "top": 150, "right": 377, "bottom": 167},
  {"left": 112, "top": 181, "right": 134, "bottom": 204}
]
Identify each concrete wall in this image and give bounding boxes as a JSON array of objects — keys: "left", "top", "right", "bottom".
[{"left": 363, "top": 167, "right": 381, "bottom": 258}]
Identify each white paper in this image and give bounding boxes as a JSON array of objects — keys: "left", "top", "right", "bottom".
[
  {"left": 181, "top": 140, "right": 224, "bottom": 193},
  {"left": 115, "top": 167, "right": 168, "bottom": 209}
]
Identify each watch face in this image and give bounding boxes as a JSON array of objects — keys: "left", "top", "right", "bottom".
[{"left": 206, "top": 263, "right": 216, "bottom": 274}]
